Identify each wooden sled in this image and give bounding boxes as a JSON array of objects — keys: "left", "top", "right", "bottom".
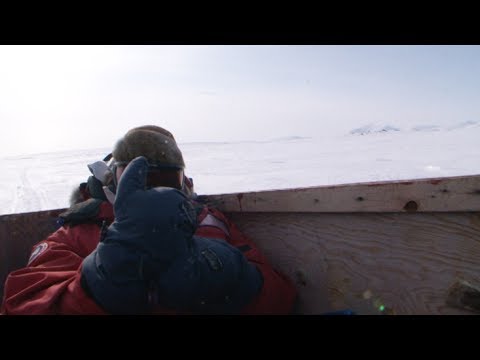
[{"left": 2, "top": 175, "right": 480, "bottom": 314}]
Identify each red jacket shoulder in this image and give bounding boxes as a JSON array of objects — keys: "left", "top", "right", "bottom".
[{"left": 1, "top": 223, "right": 106, "bottom": 315}]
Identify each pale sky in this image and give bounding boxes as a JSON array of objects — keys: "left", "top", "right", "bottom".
[{"left": 0, "top": 45, "right": 479, "bottom": 156}]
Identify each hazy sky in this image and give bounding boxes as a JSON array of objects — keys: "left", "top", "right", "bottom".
[{"left": 0, "top": 45, "right": 479, "bottom": 156}]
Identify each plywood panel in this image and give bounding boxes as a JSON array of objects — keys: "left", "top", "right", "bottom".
[{"left": 227, "top": 211, "right": 480, "bottom": 314}]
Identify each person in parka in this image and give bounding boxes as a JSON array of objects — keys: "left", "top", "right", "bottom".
[{"left": 1, "top": 125, "right": 297, "bottom": 315}]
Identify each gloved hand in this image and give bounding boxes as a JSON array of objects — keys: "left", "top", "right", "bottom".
[
  {"left": 81, "top": 156, "right": 197, "bottom": 314},
  {"left": 82, "top": 156, "right": 262, "bottom": 315}
]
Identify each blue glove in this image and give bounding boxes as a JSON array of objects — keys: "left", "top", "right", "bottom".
[{"left": 82, "top": 156, "right": 196, "bottom": 314}]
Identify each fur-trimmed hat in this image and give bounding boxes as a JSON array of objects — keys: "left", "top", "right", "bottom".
[{"left": 112, "top": 125, "right": 185, "bottom": 169}]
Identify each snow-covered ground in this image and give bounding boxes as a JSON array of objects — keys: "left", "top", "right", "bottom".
[{"left": 1, "top": 121, "right": 479, "bottom": 215}]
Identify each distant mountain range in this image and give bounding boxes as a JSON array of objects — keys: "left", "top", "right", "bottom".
[
  {"left": 350, "top": 121, "right": 479, "bottom": 135},
  {"left": 350, "top": 124, "right": 400, "bottom": 135}
]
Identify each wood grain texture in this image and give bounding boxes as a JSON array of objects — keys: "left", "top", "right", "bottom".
[
  {"left": 227, "top": 211, "right": 480, "bottom": 315},
  {"left": 206, "top": 175, "right": 480, "bottom": 213},
  {"left": 0, "top": 209, "right": 62, "bottom": 301}
]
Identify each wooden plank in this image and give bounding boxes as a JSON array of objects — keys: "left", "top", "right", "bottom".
[
  {"left": 205, "top": 175, "right": 480, "bottom": 213},
  {"left": 0, "top": 209, "right": 62, "bottom": 301},
  {"left": 226, "top": 211, "right": 480, "bottom": 314}
]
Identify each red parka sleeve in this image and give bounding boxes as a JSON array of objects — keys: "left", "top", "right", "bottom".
[
  {"left": 1, "top": 224, "right": 106, "bottom": 315},
  {"left": 195, "top": 207, "right": 298, "bottom": 314}
]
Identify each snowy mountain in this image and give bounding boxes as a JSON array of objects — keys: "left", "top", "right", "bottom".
[
  {"left": 350, "top": 121, "right": 480, "bottom": 135},
  {"left": 350, "top": 124, "right": 401, "bottom": 135},
  {"left": 411, "top": 125, "right": 441, "bottom": 132},
  {"left": 447, "top": 120, "right": 479, "bottom": 131}
]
